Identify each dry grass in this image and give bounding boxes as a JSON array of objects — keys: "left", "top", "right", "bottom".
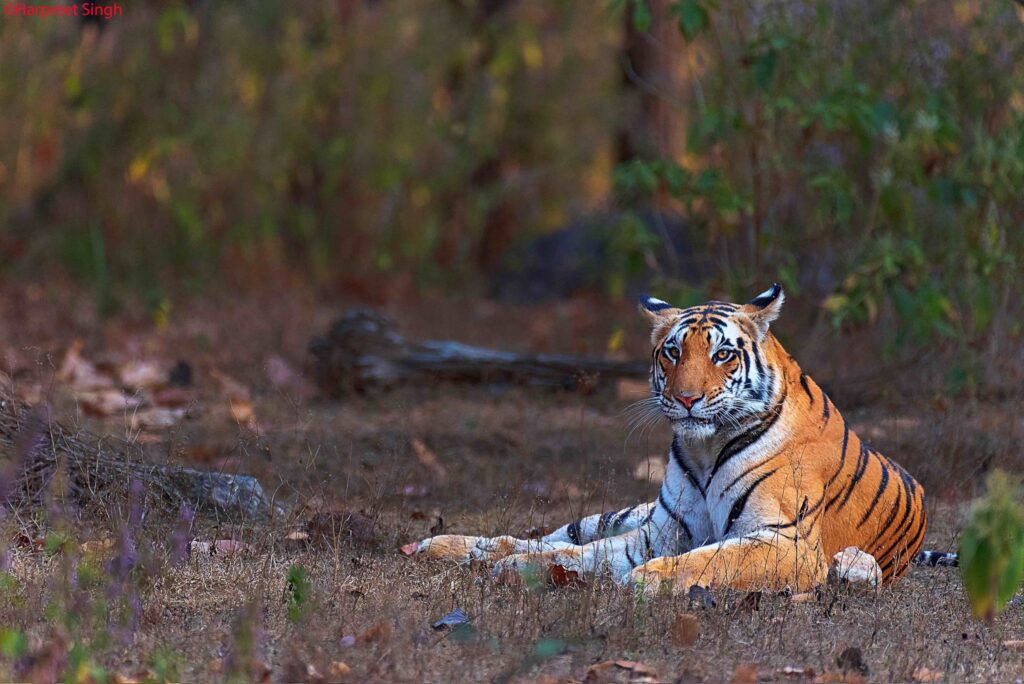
[{"left": 1, "top": 285, "right": 1022, "bottom": 682}]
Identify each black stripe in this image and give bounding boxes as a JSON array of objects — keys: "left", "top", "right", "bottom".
[
  {"left": 566, "top": 522, "right": 582, "bottom": 545},
  {"left": 707, "top": 387, "right": 786, "bottom": 484},
  {"left": 823, "top": 420, "right": 851, "bottom": 510},
  {"left": 641, "top": 527, "right": 653, "bottom": 560},
  {"left": 720, "top": 458, "right": 774, "bottom": 498},
  {"left": 834, "top": 444, "right": 870, "bottom": 512},
  {"left": 871, "top": 484, "right": 903, "bottom": 551},
  {"left": 880, "top": 514, "right": 926, "bottom": 575},
  {"left": 799, "top": 374, "right": 814, "bottom": 404},
  {"left": 857, "top": 459, "right": 890, "bottom": 527},
  {"left": 821, "top": 387, "right": 830, "bottom": 424},
  {"left": 615, "top": 505, "right": 638, "bottom": 528},
  {"left": 672, "top": 438, "right": 707, "bottom": 497},
  {"left": 598, "top": 511, "right": 616, "bottom": 536},
  {"left": 658, "top": 491, "right": 693, "bottom": 540},
  {"left": 873, "top": 485, "right": 917, "bottom": 563},
  {"left": 750, "top": 341, "right": 765, "bottom": 375},
  {"left": 723, "top": 468, "right": 778, "bottom": 536}
]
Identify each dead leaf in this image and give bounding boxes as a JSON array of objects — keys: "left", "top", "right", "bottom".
[
  {"left": 411, "top": 438, "right": 447, "bottom": 482},
  {"left": 118, "top": 361, "right": 166, "bottom": 390},
  {"left": 228, "top": 397, "right": 255, "bottom": 424},
  {"left": 327, "top": 661, "right": 351, "bottom": 679},
  {"left": 357, "top": 621, "right": 392, "bottom": 644},
  {"left": 585, "top": 659, "right": 660, "bottom": 683},
  {"left": 549, "top": 563, "right": 584, "bottom": 587},
  {"left": 58, "top": 340, "right": 113, "bottom": 390},
  {"left": 129, "top": 407, "right": 185, "bottom": 430},
  {"left": 670, "top": 613, "right": 699, "bottom": 647},
  {"left": 633, "top": 456, "right": 666, "bottom": 483},
  {"left": 1002, "top": 640, "right": 1024, "bottom": 651},
  {"left": 306, "top": 664, "right": 323, "bottom": 682},
  {"left": 78, "top": 389, "right": 143, "bottom": 417},
  {"left": 153, "top": 387, "right": 191, "bottom": 407},
  {"left": 731, "top": 663, "right": 760, "bottom": 683},
  {"left": 813, "top": 674, "right": 866, "bottom": 684},
  {"left": 912, "top": 667, "right": 943, "bottom": 682},
  {"left": 790, "top": 592, "right": 817, "bottom": 603}
]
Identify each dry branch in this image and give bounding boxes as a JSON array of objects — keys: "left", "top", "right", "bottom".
[
  {"left": 308, "top": 309, "right": 647, "bottom": 396},
  {"left": 0, "top": 392, "right": 275, "bottom": 520}
]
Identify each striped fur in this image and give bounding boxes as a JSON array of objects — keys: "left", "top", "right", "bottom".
[{"left": 406, "top": 286, "right": 933, "bottom": 594}]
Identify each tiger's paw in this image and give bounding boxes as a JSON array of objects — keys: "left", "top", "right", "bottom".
[
  {"left": 628, "top": 558, "right": 687, "bottom": 597},
  {"left": 401, "top": 535, "right": 485, "bottom": 562},
  {"left": 401, "top": 535, "right": 532, "bottom": 563}
]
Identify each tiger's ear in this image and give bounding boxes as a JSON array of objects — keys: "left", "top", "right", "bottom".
[
  {"left": 639, "top": 295, "right": 682, "bottom": 344},
  {"left": 739, "top": 283, "right": 785, "bottom": 340}
]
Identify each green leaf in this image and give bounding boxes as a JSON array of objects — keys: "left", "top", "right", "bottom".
[
  {"left": 675, "top": 0, "right": 708, "bottom": 41},
  {"left": 632, "top": 0, "right": 652, "bottom": 32},
  {"left": 751, "top": 50, "right": 777, "bottom": 90},
  {"left": 960, "top": 471, "right": 1024, "bottom": 622},
  {"left": 286, "top": 564, "right": 312, "bottom": 622},
  {"left": 0, "top": 629, "right": 27, "bottom": 659}
]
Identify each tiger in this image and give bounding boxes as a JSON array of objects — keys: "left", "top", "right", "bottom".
[{"left": 403, "top": 285, "right": 947, "bottom": 594}]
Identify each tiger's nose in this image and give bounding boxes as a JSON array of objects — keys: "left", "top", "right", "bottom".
[{"left": 676, "top": 393, "right": 702, "bottom": 410}]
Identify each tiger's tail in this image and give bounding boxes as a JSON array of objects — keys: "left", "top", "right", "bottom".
[{"left": 914, "top": 550, "right": 959, "bottom": 567}]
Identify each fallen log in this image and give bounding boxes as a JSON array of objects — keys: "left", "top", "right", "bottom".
[
  {"left": 307, "top": 309, "right": 648, "bottom": 396},
  {"left": 0, "top": 390, "right": 276, "bottom": 520}
]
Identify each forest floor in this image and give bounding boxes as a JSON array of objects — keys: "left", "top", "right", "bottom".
[{"left": 0, "top": 282, "right": 1020, "bottom": 683}]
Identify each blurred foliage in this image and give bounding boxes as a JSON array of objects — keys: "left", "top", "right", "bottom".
[
  {"left": 959, "top": 470, "right": 1024, "bottom": 622},
  {"left": 2, "top": 0, "right": 1023, "bottom": 374},
  {"left": 0, "top": 0, "right": 620, "bottom": 293},
  {"left": 616, "top": 0, "right": 1024, "bottom": 369}
]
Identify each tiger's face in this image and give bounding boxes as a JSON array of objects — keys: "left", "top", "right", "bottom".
[{"left": 641, "top": 285, "right": 785, "bottom": 439}]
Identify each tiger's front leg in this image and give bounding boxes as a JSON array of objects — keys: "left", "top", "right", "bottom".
[
  {"left": 492, "top": 525, "right": 668, "bottom": 585},
  {"left": 628, "top": 529, "right": 827, "bottom": 595},
  {"left": 402, "top": 501, "right": 657, "bottom": 563},
  {"left": 401, "top": 535, "right": 575, "bottom": 563}
]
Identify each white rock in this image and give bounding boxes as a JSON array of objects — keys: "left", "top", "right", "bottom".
[{"left": 828, "top": 546, "right": 881, "bottom": 587}]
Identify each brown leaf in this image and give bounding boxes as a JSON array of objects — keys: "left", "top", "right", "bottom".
[
  {"left": 228, "top": 397, "right": 255, "bottom": 424},
  {"left": 411, "top": 438, "right": 448, "bottom": 482},
  {"left": 357, "top": 621, "right": 392, "bottom": 644},
  {"left": 58, "top": 340, "right": 114, "bottom": 391},
  {"left": 118, "top": 361, "right": 166, "bottom": 390},
  {"left": 670, "top": 613, "right": 700, "bottom": 647},
  {"left": 549, "top": 563, "right": 584, "bottom": 588},
  {"left": 584, "top": 659, "right": 660, "bottom": 683},
  {"left": 1002, "top": 640, "right": 1024, "bottom": 651},
  {"left": 731, "top": 663, "right": 760, "bottom": 683},
  {"left": 153, "top": 387, "right": 192, "bottom": 408},
  {"left": 327, "top": 661, "right": 351, "bottom": 679},
  {"left": 79, "top": 389, "right": 143, "bottom": 417},
  {"left": 912, "top": 667, "right": 943, "bottom": 683},
  {"left": 129, "top": 406, "right": 185, "bottom": 430},
  {"left": 813, "top": 674, "right": 866, "bottom": 684}
]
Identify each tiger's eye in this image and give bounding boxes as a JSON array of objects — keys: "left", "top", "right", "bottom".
[{"left": 714, "top": 349, "right": 732, "bottom": 362}]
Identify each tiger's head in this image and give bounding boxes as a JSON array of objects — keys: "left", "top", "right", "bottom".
[{"left": 640, "top": 285, "right": 786, "bottom": 440}]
